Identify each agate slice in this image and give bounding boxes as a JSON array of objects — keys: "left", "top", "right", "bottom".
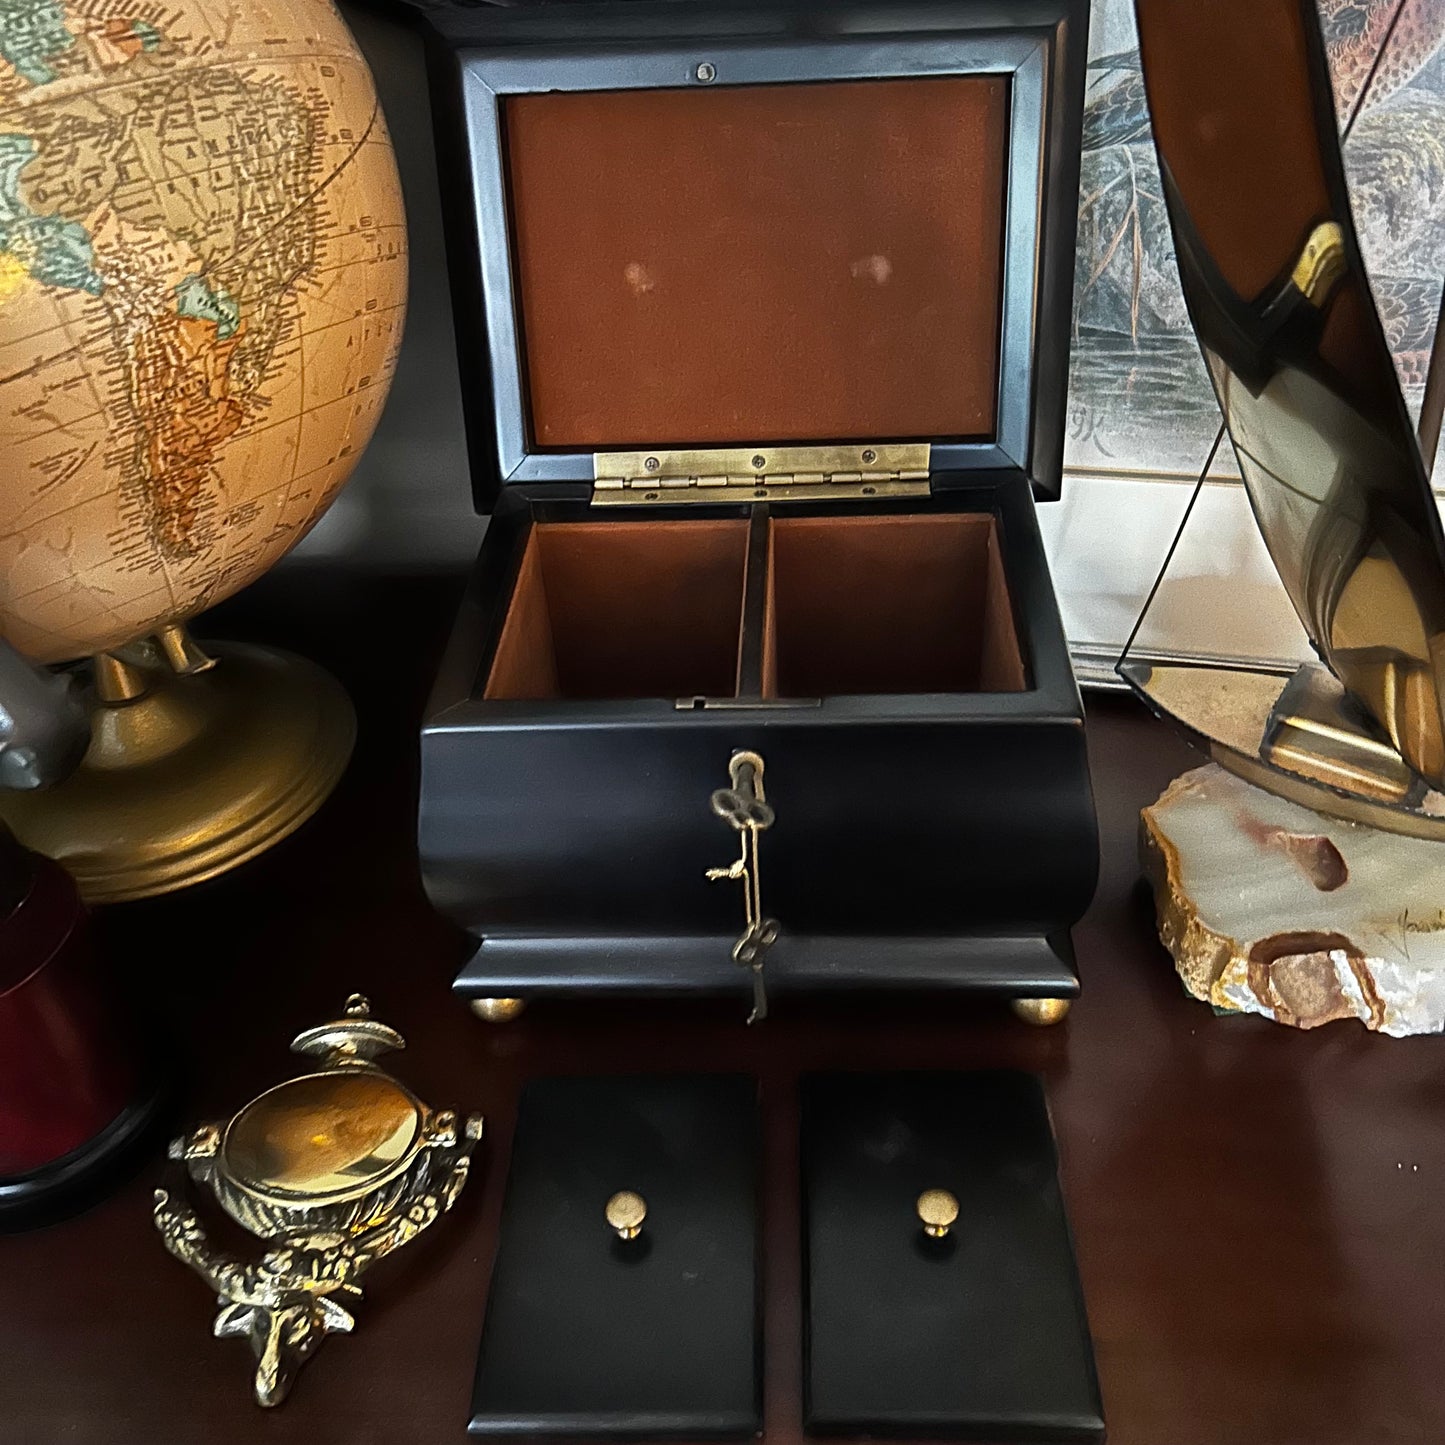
[{"left": 1142, "top": 764, "right": 1445, "bottom": 1037}]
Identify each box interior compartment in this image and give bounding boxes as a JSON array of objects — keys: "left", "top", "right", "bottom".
[
  {"left": 765, "top": 513, "right": 1026, "bottom": 696},
  {"left": 484, "top": 512, "right": 1027, "bottom": 702},
  {"left": 484, "top": 519, "right": 750, "bottom": 700}
]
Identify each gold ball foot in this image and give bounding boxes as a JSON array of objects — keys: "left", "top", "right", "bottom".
[
  {"left": 0, "top": 639, "right": 353, "bottom": 903},
  {"left": 1011, "top": 997, "right": 1073, "bottom": 1027},
  {"left": 469, "top": 997, "right": 527, "bottom": 1024}
]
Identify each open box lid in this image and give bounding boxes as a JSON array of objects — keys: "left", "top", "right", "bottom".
[{"left": 423, "top": 0, "right": 1088, "bottom": 511}]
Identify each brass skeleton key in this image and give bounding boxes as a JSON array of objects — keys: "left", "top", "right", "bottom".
[{"left": 706, "top": 750, "right": 778, "bottom": 1023}]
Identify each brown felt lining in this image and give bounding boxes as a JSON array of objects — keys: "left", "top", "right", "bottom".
[
  {"left": 502, "top": 76, "right": 1008, "bottom": 450},
  {"left": 765, "top": 513, "right": 1025, "bottom": 696},
  {"left": 483, "top": 513, "right": 1026, "bottom": 701},
  {"left": 484, "top": 519, "right": 750, "bottom": 701}
]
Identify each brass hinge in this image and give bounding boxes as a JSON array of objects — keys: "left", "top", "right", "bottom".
[{"left": 591, "top": 443, "right": 931, "bottom": 506}]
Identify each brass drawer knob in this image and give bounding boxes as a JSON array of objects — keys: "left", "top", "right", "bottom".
[
  {"left": 916, "top": 1188, "right": 959, "bottom": 1239},
  {"left": 606, "top": 1190, "right": 647, "bottom": 1240}
]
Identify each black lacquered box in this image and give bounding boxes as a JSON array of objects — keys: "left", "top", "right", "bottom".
[{"left": 417, "top": 0, "right": 1098, "bottom": 1015}]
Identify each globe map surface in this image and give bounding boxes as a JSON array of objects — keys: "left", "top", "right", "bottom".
[{"left": 0, "top": 0, "right": 405, "bottom": 665}]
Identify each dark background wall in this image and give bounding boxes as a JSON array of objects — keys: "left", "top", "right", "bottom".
[{"left": 289, "top": 3, "right": 484, "bottom": 573}]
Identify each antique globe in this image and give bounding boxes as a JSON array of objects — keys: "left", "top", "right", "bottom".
[{"left": 0, "top": 0, "right": 406, "bottom": 899}]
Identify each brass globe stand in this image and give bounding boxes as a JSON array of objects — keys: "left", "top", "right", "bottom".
[{"left": 0, "top": 624, "right": 354, "bottom": 903}]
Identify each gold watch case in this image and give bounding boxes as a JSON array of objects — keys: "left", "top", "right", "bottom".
[{"left": 153, "top": 994, "right": 483, "bottom": 1407}]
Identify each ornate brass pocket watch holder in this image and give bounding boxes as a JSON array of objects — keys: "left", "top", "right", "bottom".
[{"left": 153, "top": 995, "right": 482, "bottom": 1406}]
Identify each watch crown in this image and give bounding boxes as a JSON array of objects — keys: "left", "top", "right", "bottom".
[{"left": 290, "top": 994, "right": 407, "bottom": 1067}]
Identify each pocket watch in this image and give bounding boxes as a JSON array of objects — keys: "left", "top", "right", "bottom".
[{"left": 153, "top": 994, "right": 482, "bottom": 1407}]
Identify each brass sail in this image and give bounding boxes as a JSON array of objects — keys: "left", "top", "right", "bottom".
[{"left": 1125, "top": 0, "right": 1445, "bottom": 824}]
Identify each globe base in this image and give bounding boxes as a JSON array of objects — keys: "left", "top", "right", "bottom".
[{"left": 0, "top": 639, "right": 355, "bottom": 903}]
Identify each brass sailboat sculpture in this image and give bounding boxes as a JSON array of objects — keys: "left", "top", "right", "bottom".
[{"left": 1122, "top": 0, "right": 1445, "bottom": 840}]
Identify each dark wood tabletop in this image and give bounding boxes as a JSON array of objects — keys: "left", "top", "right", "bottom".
[{"left": 3, "top": 572, "right": 1442, "bottom": 1445}]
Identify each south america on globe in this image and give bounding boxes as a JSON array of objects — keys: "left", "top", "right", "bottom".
[
  {"left": 0, "top": 0, "right": 406, "bottom": 665},
  {"left": 0, "top": 0, "right": 407, "bottom": 901}
]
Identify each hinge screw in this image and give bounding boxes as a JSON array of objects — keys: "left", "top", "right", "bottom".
[
  {"left": 861, "top": 448, "right": 877, "bottom": 464},
  {"left": 695, "top": 61, "right": 716, "bottom": 83},
  {"left": 644, "top": 455, "right": 660, "bottom": 472},
  {"left": 751, "top": 454, "right": 767, "bottom": 470}
]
